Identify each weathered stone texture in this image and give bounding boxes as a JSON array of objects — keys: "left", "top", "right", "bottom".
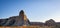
[{"left": 0, "top": 10, "right": 30, "bottom": 26}]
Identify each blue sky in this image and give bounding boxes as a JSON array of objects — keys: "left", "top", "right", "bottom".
[{"left": 0, "top": 0, "right": 60, "bottom": 22}]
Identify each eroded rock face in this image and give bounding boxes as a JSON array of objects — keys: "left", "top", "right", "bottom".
[
  {"left": 0, "top": 19, "right": 8, "bottom": 26},
  {"left": 1, "top": 10, "right": 59, "bottom": 26},
  {"left": 45, "top": 19, "right": 56, "bottom": 26},
  {"left": 0, "top": 10, "right": 30, "bottom": 26}
]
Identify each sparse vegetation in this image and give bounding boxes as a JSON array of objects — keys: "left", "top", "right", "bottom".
[{"left": 0, "top": 26, "right": 59, "bottom": 28}]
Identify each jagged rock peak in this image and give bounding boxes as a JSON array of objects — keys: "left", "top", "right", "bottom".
[{"left": 19, "top": 10, "right": 24, "bottom": 16}]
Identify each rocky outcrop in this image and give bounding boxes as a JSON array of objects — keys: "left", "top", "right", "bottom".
[
  {"left": 45, "top": 19, "right": 56, "bottom": 26},
  {"left": 0, "top": 10, "right": 30, "bottom": 26},
  {"left": 0, "top": 10, "right": 60, "bottom": 26},
  {"left": 0, "top": 19, "right": 8, "bottom": 26}
]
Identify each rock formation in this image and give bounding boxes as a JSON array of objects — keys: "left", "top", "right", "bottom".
[
  {"left": 0, "top": 10, "right": 60, "bottom": 27},
  {"left": 45, "top": 19, "right": 56, "bottom": 26},
  {"left": 0, "top": 10, "right": 30, "bottom": 26}
]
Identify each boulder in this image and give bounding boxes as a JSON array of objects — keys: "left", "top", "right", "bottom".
[{"left": 45, "top": 19, "right": 56, "bottom": 26}]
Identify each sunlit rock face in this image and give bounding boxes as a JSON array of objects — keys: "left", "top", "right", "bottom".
[
  {"left": 13, "top": 10, "right": 30, "bottom": 26},
  {"left": 0, "top": 10, "right": 30, "bottom": 26}
]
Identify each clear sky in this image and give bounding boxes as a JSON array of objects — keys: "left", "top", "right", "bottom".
[{"left": 0, "top": 0, "right": 60, "bottom": 22}]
